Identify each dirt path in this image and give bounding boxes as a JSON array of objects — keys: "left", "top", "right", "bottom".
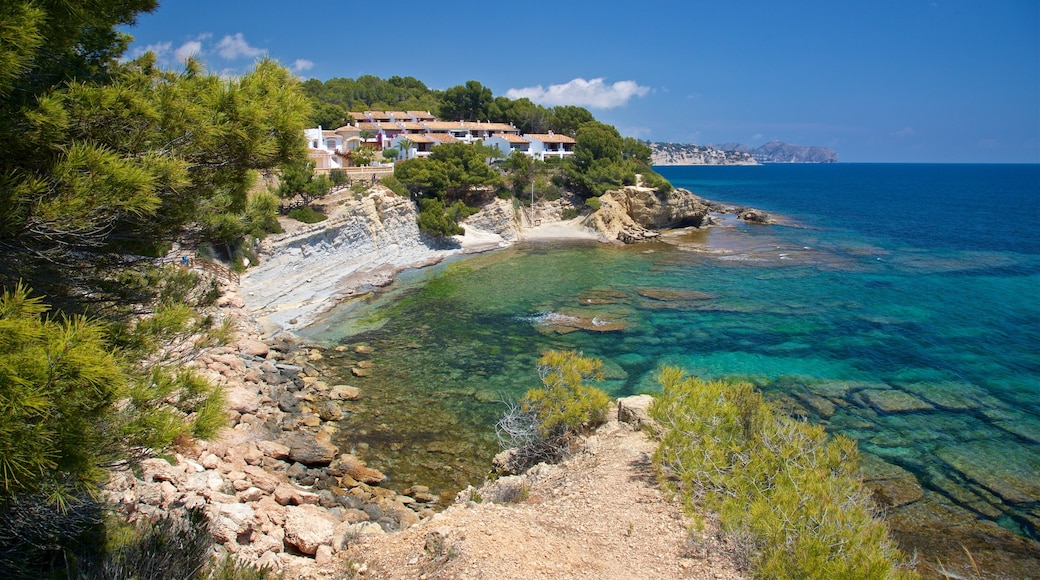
[{"left": 335, "top": 409, "right": 747, "bottom": 579}]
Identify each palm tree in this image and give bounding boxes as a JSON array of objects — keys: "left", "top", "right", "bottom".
[{"left": 396, "top": 137, "right": 414, "bottom": 161}]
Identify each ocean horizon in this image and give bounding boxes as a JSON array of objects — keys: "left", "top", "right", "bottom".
[{"left": 303, "top": 162, "right": 1040, "bottom": 574}]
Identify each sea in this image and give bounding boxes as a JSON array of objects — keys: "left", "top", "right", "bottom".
[{"left": 301, "top": 163, "right": 1040, "bottom": 572}]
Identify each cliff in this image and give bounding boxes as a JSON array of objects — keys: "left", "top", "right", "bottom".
[{"left": 582, "top": 186, "right": 725, "bottom": 243}]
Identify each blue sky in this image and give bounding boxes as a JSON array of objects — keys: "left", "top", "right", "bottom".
[{"left": 123, "top": 1, "right": 1039, "bottom": 163}]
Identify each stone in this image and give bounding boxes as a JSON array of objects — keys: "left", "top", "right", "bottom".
[
  {"left": 277, "top": 391, "right": 300, "bottom": 413},
  {"left": 328, "top": 454, "right": 386, "bottom": 485},
  {"left": 315, "top": 544, "right": 333, "bottom": 564},
  {"left": 935, "top": 440, "right": 1040, "bottom": 505},
  {"left": 242, "top": 465, "right": 280, "bottom": 492},
  {"left": 282, "top": 431, "right": 338, "bottom": 465},
  {"left": 257, "top": 440, "right": 291, "bottom": 460},
  {"left": 237, "top": 338, "right": 270, "bottom": 358},
  {"left": 617, "top": 394, "right": 656, "bottom": 430},
  {"left": 354, "top": 345, "right": 373, "bottom": 355},
  {"left": 329, "top": 385, "right": 361, "bottom": 401},
  {"left": 351, "top": 367, "right": 371, "bottom": 377},
  {"left": 318, "top": 401, "right": 343, "bottom": 422},
  {"left": 237, "top": 487, "right": 265, "bottom": 502},
  {"left": 225, "top": 384, "right": 261, "bottom": 414},
  {"left": 860, "top": 388, "right": 934, "bottom": 413},
  {"left": 140, "top": 458, "right": 181, "bottom": 484},
  {"left": 860, "top": 455, "right": 925, "bottom": 508},
  {"left": 284, "top": 504, "right": 339, "bottom": 555},
  {"left": 491, "top": 449, "right": 519, "bottom": 475}
]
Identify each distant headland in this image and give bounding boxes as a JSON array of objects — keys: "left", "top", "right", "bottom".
[{"left": 651, "top": 140, "right": 839, "bottom": 165}]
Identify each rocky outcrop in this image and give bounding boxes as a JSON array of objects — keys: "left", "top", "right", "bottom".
[
  {"left": 582, "top": 186, "right": 721, "bottom": 243},
  {"left": 242, "top": 187, "right": 449, "bottom": 332},
  {"left": 462, "top": 197, "right": 520, "bottom": 240}
]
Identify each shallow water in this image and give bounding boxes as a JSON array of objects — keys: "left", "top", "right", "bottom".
[{"left": 302, "top": 164, "right": 1040, "bottom": 570}]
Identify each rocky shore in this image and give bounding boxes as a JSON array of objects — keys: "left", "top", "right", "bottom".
[
  {"left": 103, "top": 281, "right": 444, "bottom": 577},
  {"left": 104, "top": 183, "right": 774, "bottom": 578}
]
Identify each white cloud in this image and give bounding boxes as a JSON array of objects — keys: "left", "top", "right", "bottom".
[
  {"left": 215, "top": 33, "right": 264, "bottom": 60},
  {"left": 505, "top": 78, "right": 651, "bottom": 109},
  {"left": 175, "top": 40, "right": 203, "bottom": 63},
  {"left": 292, "top": 59, "right": 314, "bottom": 73}
]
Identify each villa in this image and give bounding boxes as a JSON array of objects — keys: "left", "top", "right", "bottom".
[{"left": 305, "top": 111, "right": 576, "bottom": 170}]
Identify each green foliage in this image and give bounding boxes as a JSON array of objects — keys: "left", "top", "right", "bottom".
[
  {"left": 287, "top": 206, "right": 328, "bottom": 224},
  {"left": 0, "top": 284, "right": 126, "bottom": 503},
  {"left": 417, "top": 199, "right": 476, "bottom": 237},
  {"left": 522, "top": 351, "right": 610, "bottom": 436},
  {"left": 379, "top": 175, "right": 409, "bottom": 197},
  {"left": 585, "top": 197, "right": 602, "bottom": 211},
  {"left": 381, "top": 147, "right": 399, "bottom": 161},
  {"left": 640, "top": 170, "right": 674, "bottom": 194},
  {"left": 560, "top": 207, "right": 580, "bottom": 220},
  {"left": 1, "top": 8, "right": 310, "bottom": 305},
  {"left": 622, "top": 137, "right": 653, "bottom": 166},
  {"left": 0, "top": 280, "right": 226, "bottom": 507},
  {"left": 650, "top": 368, "right": 917, "bottom": 579},
  {"left": 300, "top": 75, "right": 439, "bottom": 113},
  {"left": 439, "top": 80, "right": 497, "bottom": 122}
]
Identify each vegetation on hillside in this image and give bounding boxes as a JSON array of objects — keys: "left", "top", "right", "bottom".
[
  {"left": 651, "top": 368, "right": 917, "bottom": 579},
  {"left": 0, "top": 1, "right": 309, "bottom": 576}
]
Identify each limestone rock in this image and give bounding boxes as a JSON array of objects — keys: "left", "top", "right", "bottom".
[
  {"left": 318, "top": 401, "right": 344, "bottom": 421},
  {"left": 284, "top": 504, "right": 339, "bottom": 555},
  {"left": 617, "top": 395, "right": 656, "bottom": 430},
  {"left": 582, "top": 186, "right": 717, "bottom": 244},
  {"left": 860, "top": 389, "right": 934, "bottom": 413},
  {"left": 329, "top": 385, "right": 361, "bottom": 401},
  {"left": 282, "top": 431, "right": 338, "bottom": 465},
  {"left": 328, "top": 454, "right": 386, "bottom": 485},
  {"left": 237, "top": 338, "right": 270, "bottom": 358}
]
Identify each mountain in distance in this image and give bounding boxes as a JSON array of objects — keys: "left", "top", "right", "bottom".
[{"left": 651, "top": 141, "right": 838, "bottom": 165}]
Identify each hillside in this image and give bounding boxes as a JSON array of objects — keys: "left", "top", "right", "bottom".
[{"left": 652, "top": 141, "right": 838, "bottom": 165}]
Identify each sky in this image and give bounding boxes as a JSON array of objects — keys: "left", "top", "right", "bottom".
[{"left": 122, "top": 1, "right": 1039, "bottom": 163}]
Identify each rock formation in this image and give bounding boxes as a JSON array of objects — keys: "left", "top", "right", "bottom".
[{"left": 582, "top": 186, "right": 723, "bottom": 243}]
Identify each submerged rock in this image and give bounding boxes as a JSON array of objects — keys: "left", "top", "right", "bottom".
[{"left": 859, "top": 388, "right": 934, "bottom": 413}]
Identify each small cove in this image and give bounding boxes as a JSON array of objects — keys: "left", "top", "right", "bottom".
[{"left": 300, "top": 164, "right": 1040, "bottom": 573}]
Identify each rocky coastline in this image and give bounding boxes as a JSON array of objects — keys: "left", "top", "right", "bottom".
[
  {"left": 103, "top": 282, "right": 444, "bottom": 577},
  {"left": 105, "top": 183, "right": 772, "bottom": 578}
]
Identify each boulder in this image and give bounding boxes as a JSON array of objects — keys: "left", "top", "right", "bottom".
[
  {"left": 282, "top": 431, "right": 338, "bottom": 465},
  {"left": 617, "top": 394, "right": 656, "bottom": 430},
  {"left": 237, "top": 338, "right": 270, "bottom": 358},
  {"left": 257, "top": 440, "right": 291, "bottom": 461},
  {"left": 284, "top": 504, "right": 339, "bottom": 555},
  {"left": 329, "top": 385, "right": 361, "bottom": 401},
  {"left": 318, "top": 401, "right": 344, "bottom": 422},
  {"left": 328, "top": 454, "right": 386, "bottom": 485},
  {"left": 225, "top": 384, "right": 261, "bottom": 414}
]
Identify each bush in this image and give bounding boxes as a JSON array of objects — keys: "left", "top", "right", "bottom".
[
  {"left": 584, "top": 197, "right": 602, "bottom": 211},
  {"left": 287, "top": 206, "right": 327, "bottom": 223},
  {"left": 417, "top": 198, "right": 476, "bottom": 238},
  {"left": 496, "top": 351, "right": 611, "bottom": 473},
  {"left": 380, "top": 175, "right": 409, "bottom": 197},
  {"left": 560, "top": 207, "right": 580, "bottom": 221},
  {"left": 651, "top": 368, "right": 917, "bottom": 579},
  {"left": 522, "top": 351, "right": 610, "bottom": 436}
]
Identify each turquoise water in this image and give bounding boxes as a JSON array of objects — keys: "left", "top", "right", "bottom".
[{"left": 303, "top": 164, "right": 1040, "bottom": 568}]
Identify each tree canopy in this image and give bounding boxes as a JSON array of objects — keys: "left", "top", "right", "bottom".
[{"left": 1, "top": 1, "right": 310, "bottom": 309}]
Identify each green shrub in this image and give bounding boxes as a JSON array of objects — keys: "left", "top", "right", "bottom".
[
  {"left": 650, "top": 368, "right": 917, "bottom": 579},
  {"left": 380, "top": 175, "right": 409, "bottom": 197},
  {"left": 584, "top": 197, "right": 602, "bottom": 211},
  {"left": 522, "top": 350, "right": 610, "bottom": 436},
  {"left": 560, "top": 207, "right": 580, "bottom": 221},
  {"left": 417, "top": 198, "right": 476, "bottom": 237},
  {"left": 287, "top": 206, "right": 327, "bottom": 223},
  {"left": 640, "top": 171, "right": 674, "bottom": 194}
]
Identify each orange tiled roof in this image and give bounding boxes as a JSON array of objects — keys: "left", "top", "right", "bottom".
[
  {"left": 424, "top": 133, "right": 458, "bottom": 143},
  {"left": 396, "top": 122, "right": 426, "bottom": 131},
  {"left": 348, "top": 112, "right": 367, "bottom": 121},
  {"left": 408, "top": 110, "right": 437, "bottom": 120},
  {"left": 365, "top": 111, "right": 391, "bottom": 120},
  {"left": 491, "top": 133, "right": 530, "bottom": 143},
  {"left": 397, "top": 134, "right": 437, "bottom": 144},
  {"left": 526, "top": 133, "right": 576, "bottom": 144}
]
